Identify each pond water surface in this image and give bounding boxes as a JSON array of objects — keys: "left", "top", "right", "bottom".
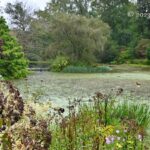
[{"left": 13, "top": 71, "right": 150, "bottom": 107}]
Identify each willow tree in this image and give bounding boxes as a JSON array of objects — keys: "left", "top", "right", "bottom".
[
  {"left": 48, "top": 13, "right": 110, "bottom": 64},
  {"left": 0, "top": 17, "right": 28, "bottom": 79}
]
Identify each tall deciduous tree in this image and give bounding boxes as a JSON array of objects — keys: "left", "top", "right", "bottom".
[
  {"left": 43, "top": 0, "right": 91, "bottom": 16},
  {"left": 5, "top": 1, "right": 33, "bottom": 31},
  {"left": 48, "top": 13, "right": 110, "bottom": 64},
  {"left": 5, "top": 1, "right": 34, "bottom": 56},
  {"left": 0, "top": 17, "right": 28, "bottom": 79},
  {"left": 91, "top": 0, "right": 137, "bottom": 46},
  {"left": 137, "top": 0, "right": 150, "bottom": 38}
]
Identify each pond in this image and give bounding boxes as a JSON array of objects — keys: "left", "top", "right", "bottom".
[{"left": 13, "top": 71, "right": 150, "bottom": 107}]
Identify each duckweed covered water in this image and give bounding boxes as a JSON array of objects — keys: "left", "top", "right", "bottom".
[{"left": 13, "top": 71, "right": 150, "bottom": 107}]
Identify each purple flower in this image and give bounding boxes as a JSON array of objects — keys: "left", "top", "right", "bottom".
[
  {"left": 111, "top": 136, "right": 115, "bottom": 142},
  {"left": 105, "top": 136, "right": 115, "bottom": 144},
  {"left": 105, "top": 137, "right": 111, "bottom": 144}
]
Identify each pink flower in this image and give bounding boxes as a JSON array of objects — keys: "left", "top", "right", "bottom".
[
  {"left": 110, "top": 136, "right": 115, "bottom": 142},
  {"left": 105, "top": 137, "right": 111, "bottom": 144},
  {"left": 105, "top": 136, "right": 115, "bottom": 144}
]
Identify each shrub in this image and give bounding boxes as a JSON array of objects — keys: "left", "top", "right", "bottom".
[
  {"left": 135, "top": 39, "right": 150, "bottom": 59},
  {"left": 117, "top": 48, "right": 134, "bottom": 64},
  {"left": 51, "top": 56, "right": 69, "bottom": 72},
  {"left": 0, "top": 80, "right": 24, "bottom": 149},
  {"left": 0, "top": 81, "right": 24, "bottom": 131},
  {"left": 0, "top": 81, "right": 51, "bottom": 149},
  {"left": 147, "top": 47, "right": 150, "bottom": 60},
  {"left": 129, "top": 59, "right": 148, "bottom": 65},
  {"left": 62, "top": 65, "right": 112, "bottom": 73},
  {"left": 0, "top": 17, "right": 28, "bottom": 79}
]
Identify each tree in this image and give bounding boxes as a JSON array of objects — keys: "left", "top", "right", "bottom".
[
  {"left": 0, "top": 17, "right": 28, "bottom": 79},
  {"left": 5, "top": 1, "right": 33, "bottom": 31},
  {"left": 91, "top": 0, "right": 138, "bottom": 46},
  {"left": 135, "top": 39, "right": 150, "bottom": 58},
  {"left": 137, "top": 0, "right": 150, "bottom": 38},
  {"left": 5, "top": 1, "right": 34, "bottom": 57},
  {"left": 43, "top": 0, "right": 92, "bottom": 16},
  {"left": 48, "top": 13, "right": 110, "bottom": 64}
]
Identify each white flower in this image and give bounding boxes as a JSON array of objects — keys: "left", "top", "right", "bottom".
[
  {"left": 117, "top": 137, "right": 121, "bottom": 141},
  {"left": 138, "top": 134, "right": 142, "bottom": 141},
  {"left": 116, "top": 130, "right": 120, "bottom": 134}
]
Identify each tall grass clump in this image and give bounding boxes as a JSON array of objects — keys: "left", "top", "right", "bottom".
[
  {"left": 62, "top": 65, "right": 112, "bottom": 73},
  {"left": 113, "top": 101, "right": 150, "bottom": 128}
]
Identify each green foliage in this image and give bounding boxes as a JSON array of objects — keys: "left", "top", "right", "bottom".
[
  {"left": 113, "top": 101, "right": 150, "bottom": 128},
  {"left": 147, "top": 47, "right": 150, "bottom": 60},
  {"left": 5, "top": 1, "right": 32, "bottom": 31},
  {"left": 62, "top": 65, "right": 112, "bottom": 73},
  {"left": 129, "top": 59, "right": 148, "bottom": 65},
  {"left": 45, "top": 0, "right": 92, "bottom": 16},
  {"left": 0, "top": 17, "right": 28, "bottom": 79},
  {"left": 97, "top": 40, "right": 119, "bottom": 63},
  {"left": 4, "top": 0, "right": 150, "bottom": 65},
  {"left": 135, "top": 39, "right": 150, "bottom": 59},
  {"left": 48, "top": 13, "right": 110, "bottom": 65},
  {"left": 117, "top": 48, "right": 134, "bottom": 64},
  {"left": 51, "top": 55, "right": 69, "bottom": 72}
]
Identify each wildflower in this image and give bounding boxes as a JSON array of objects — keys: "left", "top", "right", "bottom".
[
  {"left": 105, "top": 136, "right": 115, "bottom": 144},
  {"left": 124, "top": 129, "right": 127, "bottom": 133},
  {"left": 110, "top": 136, "right": 115, "bottom": 142},
  {"left": 116, "top": 130, "right": 120, "bottom": 134},
  {"left": 117, "top": 137, "right": 121, "bottom": 141},
  {"left": 138, "top": 134, "right": 142, "bottom": 141},
  {"left": 105, "top": 137, "right": 111, "bottom": 144},
  {"left": 123, "top": 138, "right": 125, "bottom": 142}
]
